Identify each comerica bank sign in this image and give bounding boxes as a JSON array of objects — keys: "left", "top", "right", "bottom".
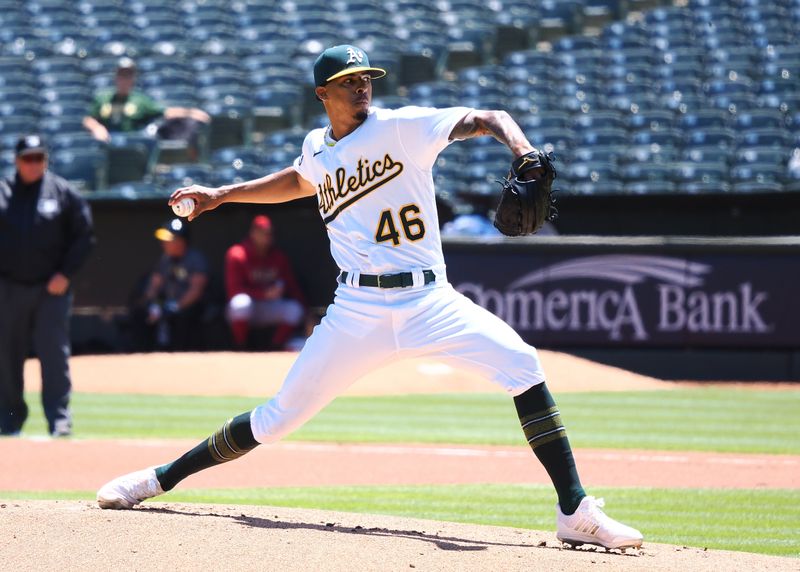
[{"left": 455, "top": 255, "right": 776, "bottom": 345}]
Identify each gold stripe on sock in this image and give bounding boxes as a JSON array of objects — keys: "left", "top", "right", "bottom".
[
  {"left": 528, "top": 427, "right": 567, "bottom": 450},
  {"left": 519, "top": 406, "right": 559, "bottom": 427}
]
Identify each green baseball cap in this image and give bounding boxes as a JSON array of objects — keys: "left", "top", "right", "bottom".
[{"left": 313, "top": 45, "right": 387, "bottom": 87}]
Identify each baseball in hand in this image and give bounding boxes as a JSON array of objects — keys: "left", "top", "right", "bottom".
[{"left": 172, "top": 197, "right": 196, "bottom": 217}]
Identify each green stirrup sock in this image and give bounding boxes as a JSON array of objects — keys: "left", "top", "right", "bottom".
[
  {"left": 155, "top": 411, "right": 259, "bottom": 492},
  {"left": 514, "top": 383, "right": 586, "bottom": 515}
]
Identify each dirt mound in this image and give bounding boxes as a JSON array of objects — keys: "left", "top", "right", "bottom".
[
  {"left": 1, "top": 501, "right": 793, "bottom": 572},
  {"left": 24, "top": 350, "right": 675, "bottom": 397}
]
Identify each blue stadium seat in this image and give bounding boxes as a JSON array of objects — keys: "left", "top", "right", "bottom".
[
  {"left": 734, "top": 148, "right": 787, "bottom": 168},
  {"left": 579, "top": 128, "right": 627, "bottom": 147},
  {"left": 0, "top": 116, "right": 32, "bottom": 135},
  {"left": 49, "top": 132, "right": 104, "bottom": 152},
  {"left": 709, "top": 93, "right": 759, "bottom": 112},
  {"left": 631, "top": 128, "right": 682, "bottom": 147},
  {"left": 572, "top": 145, "right": 626, "bottom": 165},
  {"left": 738, "top": 128, "right": 793, "bottom": 149},
  {"left": 39, "top": 117, "right": 85, "bottom": 136},
  {"left": 568, "top": 180, "right": 625, "bottom": 195},
  {"left": 503, "top": 50, "right": 555, "bottom": 72},
  {"left": 154, "top": 163, "right": 214, "bottom": 189},
  {"left": 733, "top": 110, "right": 786, "bottom": 131},
  {"left": 571, "top": 111, "right": 625, "bottom": 131},
  {"left": 210, "top": 146, "right": 265, "bottom": 169},
  {"left": 686, "top": 127, "right": 737, "bottom": 149},
  {"left": 758, "top": 93, "right": 800, "bottom": 114},
  {"left": 555, "top": 36, "right": 601, "bottom": 52},
  {"left": 682, "top": 147, "right": 732, "bottom": 165},
  {"left": 679, "top": 109, "right": 729, "bottom": 130},
  {"left": 520, "top": 112, "right": 571, "bottom": 131},
  {"left": 525, "top": 128, "right": 575, "bottom": 152},
  {"left": 262, "top": 126, "right": 305, "bottom": 152},
  {"left": 621, "top": 163, "right": 675, "bottom": 183},
  {"left": 564, "top": 161, "right": 619, "bottom": 183},
  {"left": 212, "top": 165, "right": 264, "bottom": 187},
  {"left": 683, "top": 181, "right": 731, "bottom": 194},
  {"left": 624, "top": 180, "right": 678, "bottom": 194},
  {"left": 603, "top": 63, "right": 652, "bottom": 82},
  {"left": 49, "top": 147, "right": 107, "bottom": 191},
  {"left": 626, "top": 109, "right": 675, "bottom": 131},
  {"left": 38, "top": 72, "right": 88, "bottom": 90},
  {"left": 626, "top": 144, "right": 680, "bottom": 165},
  {"left": 675, "top": 161, "right": 729, "bottom": 184}
]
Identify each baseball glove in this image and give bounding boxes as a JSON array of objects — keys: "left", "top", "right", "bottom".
[{"left": 493, "top": 149, "right": 558, "bottom": 236}]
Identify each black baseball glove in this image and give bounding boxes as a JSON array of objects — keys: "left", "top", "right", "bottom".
[{"left": 493, "top": 149, "right": 558, "bottom": 236}]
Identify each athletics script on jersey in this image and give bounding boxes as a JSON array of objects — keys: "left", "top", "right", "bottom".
[
  {"left": 445, "top": 252, "right": 799, "bottom": 348},
  {"left": 314, "top": 154, "right": 404, "bottom": 223}
]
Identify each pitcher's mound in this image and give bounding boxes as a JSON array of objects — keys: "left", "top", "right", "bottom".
[{"left": 1, "top": 501, "right": 793, "bottom": 571}]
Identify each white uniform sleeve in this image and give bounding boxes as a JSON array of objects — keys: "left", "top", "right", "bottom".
[
  {"left": 394, "top": 106, "right": 473, "bottom": 171},
  {"left": 292, "top": 137, "right": 315, "bottom": 185}
]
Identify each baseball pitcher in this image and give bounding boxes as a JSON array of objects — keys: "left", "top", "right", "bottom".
[{"left": 97, "top": 45, "right": 642, "bottom": 551}]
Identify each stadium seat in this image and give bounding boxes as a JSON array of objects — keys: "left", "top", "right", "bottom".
[
  {"left": 571, "top": 110, "right": 625, "bottom": 131},
  {"left": 212, "top": 165, "right": 264, "bottom": 187},
  {"left": 734, "top": 147, "right": 787, "bottom": 167},
  {"left": 204, "top": 104, "right": 251, "bottom": 151},
  {"left": 579, "top": 128, "right": 627, "bottom": 147},
  {"left": 675, "top": 161, "right": 729, "bottom": 184},
  {"left": 107, "top": 143, "right": 154, "bottom": 186},
  {"left": 210, "top": 146, "right": 265, "bottom": 170},
  {"left": 682, "top": 147, "right": 732, "bottom": 165},
  {"left": 626, "top": 109, "right": 675, "bottom": 131},
  {"left": 683, "top": 181, "right": 731, "bottom": 194},
  {"left": 631, "top": 128, "right": 682, "bottom": 147},
  {"left": 686, "top": 128, "right": 737, "bottom": 149},
  {"left": 624, "top": 180, "right": 678, "bottom": 194},
  {"left": 154, "top": 163, "right": 214, "bottom": 189},
  {"left": 0, "top": 116, "right": 33, "bottom": 136},
  {"left": 49, "top": 147, "right": 107, "bottom": 191},
  {"left": 738, "top": 128, "right": 793, "bottom": 149},
  {"left": 571, "top": 145, "right": 625, "bottom": 165},
  {"left": 522, "top": 112, "right": 571, "bottom": 131},
  {"left": 621, "top": 163, "right": 674, "bottom": 183},
  {"left": 730, "top": 164, "right": 785, "bottom": 185}
]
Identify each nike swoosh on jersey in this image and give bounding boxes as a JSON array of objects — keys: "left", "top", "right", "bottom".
[{"left": 313, "top": 149, "right": 324, "bottom": 156}]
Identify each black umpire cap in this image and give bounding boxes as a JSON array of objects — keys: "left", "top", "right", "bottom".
[{"left": 15, "top": 134, "right": 48, "bottom": 157}]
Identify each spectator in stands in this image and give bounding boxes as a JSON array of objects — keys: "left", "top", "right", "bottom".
[
  {"left": 0, "top": 135, "right": 95, "bottom": 437},
  {"left": 130, "top": 218, "right": 209, "bottom": 352},
  {"left": 82, "top": 58, "right": 210, "bottom": 157},
  {"left": 225, "top": 215, "right": 306, "bottom": 350}
]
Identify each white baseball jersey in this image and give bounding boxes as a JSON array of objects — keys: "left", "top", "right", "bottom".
[
  {"left": 250, "top": 105, "right": 545, "bottom": 445},
  {"left": 293, "top": 106, "right": 471, "bottom": 275}
]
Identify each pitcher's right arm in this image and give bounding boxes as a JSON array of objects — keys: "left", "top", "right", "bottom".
[{"left": 168, "top": 167, "right": 316, "bottom": 221}]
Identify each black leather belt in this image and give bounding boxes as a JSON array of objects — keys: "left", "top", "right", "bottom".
[{"left": 340, "top": 270, "right": 437, "bottom": 288}]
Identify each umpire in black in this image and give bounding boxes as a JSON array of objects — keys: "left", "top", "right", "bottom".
[{"left": 0, "top": 135, "right": 95, "bottom": 437}]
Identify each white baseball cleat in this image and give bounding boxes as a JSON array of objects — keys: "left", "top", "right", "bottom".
[
  {"left": 556, "top": 496, "right": 643, "bottom": 550},
  {"left": 96, "top": 467, "right": 165, "bottom": 510}
]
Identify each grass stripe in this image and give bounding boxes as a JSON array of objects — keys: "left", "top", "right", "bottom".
[
  {"left": 4, "top": 486, "right": 798, "bottom": 557},
  {"left": 17, "top": 387, "right": 800, "bottom": 454}
]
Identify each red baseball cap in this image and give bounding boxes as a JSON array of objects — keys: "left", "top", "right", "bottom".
[{"left": 251, "top": 215, "right": 272, "bottom": 231}]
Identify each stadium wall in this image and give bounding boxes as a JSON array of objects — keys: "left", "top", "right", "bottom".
[{"left": 71, "top": 198, "right": 800, "bottom": 380}]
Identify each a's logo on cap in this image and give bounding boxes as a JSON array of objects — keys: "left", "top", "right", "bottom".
[
  {"left": 346, "top": 47, "right": 364, "bottom": 64},
  {"left": 26, "top": 136, "right": 41, "bottom": 148}
]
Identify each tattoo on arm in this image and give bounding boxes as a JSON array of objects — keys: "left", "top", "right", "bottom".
[{"left": 450, "top": 110, "right": 535, "bottom": 158}]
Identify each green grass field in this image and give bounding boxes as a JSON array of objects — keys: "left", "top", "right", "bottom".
[
  {"left": 8, "top": 386, "right": 800, "bottom": 557},
  {"left": 18, "top": 387, "right": 800, "bottom": 454}
]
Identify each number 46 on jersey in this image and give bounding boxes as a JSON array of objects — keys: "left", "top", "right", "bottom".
[{"left": 375, "top": 204, "right": 426, "bottom": 246}]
